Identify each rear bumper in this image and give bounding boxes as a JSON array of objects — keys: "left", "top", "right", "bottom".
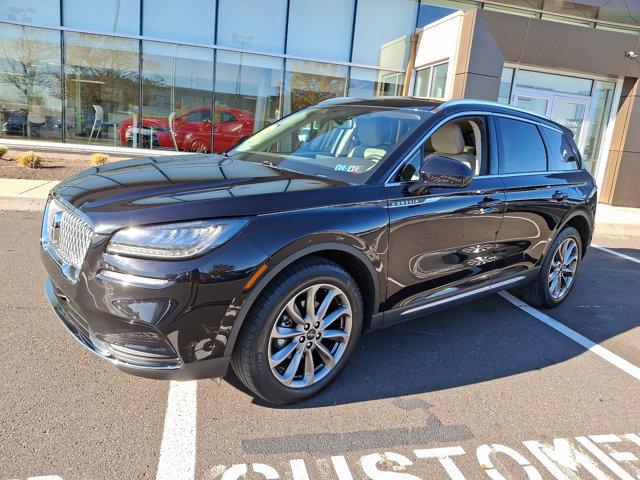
[{"left": 45, "top": 277, "right": 230, "bottom": 380}]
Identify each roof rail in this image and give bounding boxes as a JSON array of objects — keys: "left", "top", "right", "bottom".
[{"left": 439, "top": 98, "right": 552, "bottom": 122}]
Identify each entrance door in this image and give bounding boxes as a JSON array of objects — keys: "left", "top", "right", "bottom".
[{"left": 511, "top": 87, "right": 591, "bottom": 152}]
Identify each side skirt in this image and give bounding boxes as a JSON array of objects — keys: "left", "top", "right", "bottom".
[{"left": 370, "top": 269, "right": 538, "bottom": 330}]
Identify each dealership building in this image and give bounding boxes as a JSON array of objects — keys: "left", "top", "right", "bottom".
[{"left": 1, "top": 0, "right": 640, "bottom": 206}]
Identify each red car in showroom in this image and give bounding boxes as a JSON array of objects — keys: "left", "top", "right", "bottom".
[{"left": 118, "top": 106, "right": 255, "bottom": 153}]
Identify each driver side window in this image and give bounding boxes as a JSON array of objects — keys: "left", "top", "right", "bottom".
[{"left": 396, "top": 116, "right": 488, "bottom": 182}]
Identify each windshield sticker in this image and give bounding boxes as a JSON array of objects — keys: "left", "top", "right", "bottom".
[{"left": 335, "top": 164, "right": 364, "bottom": 173}]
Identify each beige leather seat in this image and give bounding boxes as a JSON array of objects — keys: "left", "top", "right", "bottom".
[
  {"left": 425, "top": 123, "right": 476, "bottom": 173},
  {"left": 348, "top": 116, "right": 389, "bottom": 160}
]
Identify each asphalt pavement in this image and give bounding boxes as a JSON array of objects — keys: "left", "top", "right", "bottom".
[{"left": 1, "top": 210, "right": 639, "bottom": 480}]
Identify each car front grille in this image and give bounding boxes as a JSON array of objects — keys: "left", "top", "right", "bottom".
[{"left": 43, "top": 198, "right": 93, "bottom": 281}]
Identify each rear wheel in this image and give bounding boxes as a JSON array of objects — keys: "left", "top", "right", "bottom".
[
  {"left": 512, "top": 226, "right": 582, "bottom": 308},
  {"left": 231, "top": 257, "right": 363, "bottom": 404}
]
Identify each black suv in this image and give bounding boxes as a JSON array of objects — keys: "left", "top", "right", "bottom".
[{"left": 41, "top": 97, "right": 596, "bottom": 404}]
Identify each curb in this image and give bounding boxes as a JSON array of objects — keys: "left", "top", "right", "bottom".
[
  {"left": 594, "top": 222, "right": 640, "bottom": 238},
  {"left": 0, "top": 196, "right": 47, "bottom": 211}
]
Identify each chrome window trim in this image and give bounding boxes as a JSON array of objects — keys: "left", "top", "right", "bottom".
[{"left": 385, "top": 109, "right": 579, "bottom": 187}]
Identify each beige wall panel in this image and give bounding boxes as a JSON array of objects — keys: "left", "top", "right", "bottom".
[
  {"left": 519, "top": 20, "right": 636, "bottom": 77},
  {"left": 478, "top": 10, "right": 527, "bottom": 63},
  {"left": 465, "top": 13, "right": 504, "bottom": 78},
  {"left": 459, "top": 72, "right": 501, "bottom": 100},
  {"left": 600, "top": 149, "right": 621, "bottom": 204},
  {"left": 607, "top": 151, "right": 640, "bottom": 207}
]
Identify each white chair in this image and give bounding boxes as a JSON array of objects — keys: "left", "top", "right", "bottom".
[{"left": 88, "top": 105, "right": 117, "bottom": 145}]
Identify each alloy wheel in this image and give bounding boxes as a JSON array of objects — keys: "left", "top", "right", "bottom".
[
  {"left": 268, "top": 283, "right": 352, "bottom": 388},
  {"left": 548, "top": 237, "right": 579, "bottom": 300}
]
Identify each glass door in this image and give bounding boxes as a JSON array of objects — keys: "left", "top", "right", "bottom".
[
  {"left": 512, "top": 89, "right": 552, "bottom": 117},
  {"left": 549, "top": 96, "right": 590, "bottom": 150},
  {"left": 511, "top": 87, "right": 591, "bottom": 151}
]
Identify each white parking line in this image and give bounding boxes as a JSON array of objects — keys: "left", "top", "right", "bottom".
[
  {"left": 156, "top": 380, "right": 198, "bottom": 480},
  {"left": 591, "top": 244, "right": 640, "bottom": 265},
  {"left": 499, "top": 291, "right": 640, "bottom": 381}
]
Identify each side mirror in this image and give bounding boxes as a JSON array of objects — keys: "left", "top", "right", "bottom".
[{"left": 408, "top": 156, "right": 473, "bottom": 195}]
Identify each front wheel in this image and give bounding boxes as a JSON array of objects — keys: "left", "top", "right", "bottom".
[
  {"left": 231, "top": 258, "right": 363, "bottom": 404},
  {"left": 512, "top": 226, "right": 582, "bottom": 308}
]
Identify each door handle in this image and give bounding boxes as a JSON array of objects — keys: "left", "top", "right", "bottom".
[
  {"left": 477, "top": 196, "right": 502, "bottom": 207},
  {"left": 552, "top": 190, "right": 568, "bottom": 202}
]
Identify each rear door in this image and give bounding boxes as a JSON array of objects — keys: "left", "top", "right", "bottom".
[{"left": 492, "top": 115, "right": 586, "bottom": 281}]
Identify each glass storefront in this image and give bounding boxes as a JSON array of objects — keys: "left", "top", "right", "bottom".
[
  {"left": 283, "top": 60, "right": 348, "bottom": 116},
  {"left": 0, "top": 0, "right": 628, "bottom": 161},
  {"left": 348, "top": 68, "right": 404, "bottom": 97},
  {"left": 500, "top": 67, "right": 617, "bottom": 177},
  {"left": 0, "top": 0, "right": 419, "bottom": 152},
  {"left": 0, "top": 24, "right": 62, "bottom": 141},
  {"left": 141, "top": 42, "right": 214, "bottom": 151},
  {"left": 64, "top": 32, "right": 139, "bottom": 146},
  {"left": 215, "top": 52, "right": 283, "bottom": 151}
]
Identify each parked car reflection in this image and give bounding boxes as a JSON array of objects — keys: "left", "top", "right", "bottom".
[
  {"left": 118, "top": 106, "right": 255, "bottom": 153},
  {"left": 1, "top": 111, "right": 62, "bottom": 138}
]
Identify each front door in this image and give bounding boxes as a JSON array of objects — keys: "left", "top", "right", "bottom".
[
  {"left": 511, "top": 87, "right": 591, "bottom": 152},
  {"left": 384, "top": 116, "right": 505, "bottom": 317}
]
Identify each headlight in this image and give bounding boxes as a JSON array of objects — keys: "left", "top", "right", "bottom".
[{"left": 106, "top": 219, "right": 249, "bottom": 259}]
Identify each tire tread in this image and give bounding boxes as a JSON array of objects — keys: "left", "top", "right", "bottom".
[{"left": 230, "top": 256, "right": 359, "bottom": 403}]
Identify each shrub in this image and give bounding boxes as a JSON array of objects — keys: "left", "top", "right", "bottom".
[
  {"left": 16, "top": 151, "right": 41, "bottom": 168},
  {"left": 0, "top": 145, "right": 7, "bottom": 158},
  {"left": 90, "top": 153, "right": 109, "bottom": 166}
]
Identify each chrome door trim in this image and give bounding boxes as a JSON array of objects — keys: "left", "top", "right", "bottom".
[{"left": 400, "top": 276, "right": 526, "bottom": 316}]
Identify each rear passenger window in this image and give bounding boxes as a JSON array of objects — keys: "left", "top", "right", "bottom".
[
  {"left": 543, "top": 127, "right": 580, "bottom": 171},
  {"left": 497, "top": 117, "right": 547, "bottom": 174}
]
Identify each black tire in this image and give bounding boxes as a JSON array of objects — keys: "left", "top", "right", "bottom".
[
  {"left": 511, "top": 226, "right": 582, "bottom": 308},
  {"left": 231, "top": 257, "right": 363, "bottom": 404}
]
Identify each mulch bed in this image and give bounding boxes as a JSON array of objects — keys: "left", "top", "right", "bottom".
[{"left": 0, "top": 148, "right": 132, "bottom": 181}]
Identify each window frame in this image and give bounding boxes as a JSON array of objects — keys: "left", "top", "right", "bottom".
[
  {"left": 390, "top": 113, "right": 492, "bottom": 184},
  {"left": 494, "top": 114, "right": 549, "bottom": 175},
  {"left": 540, "top": 125, "right": 583, "bottom": 171},
  {"left": 414, "top": 60, "right": 450, "bottom": 100}
]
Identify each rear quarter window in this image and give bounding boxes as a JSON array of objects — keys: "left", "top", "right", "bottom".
[
  {"left": 543, "top": 126, "right": 581, "bottom": 171},
  {"left": 496, "top": 117, "right": 547, "bottom": 174}
]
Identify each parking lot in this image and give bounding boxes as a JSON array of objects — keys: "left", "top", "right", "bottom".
[{"left": 1, "top": 209, "right": 639, "bottom": 480}]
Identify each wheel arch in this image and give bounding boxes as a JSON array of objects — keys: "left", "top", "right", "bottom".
[
  {"left": 223, "top": 242, "right": 382, "bottom": 357},
  {"left": 554, "top": 208, "right": 593, "bottom": 257}
]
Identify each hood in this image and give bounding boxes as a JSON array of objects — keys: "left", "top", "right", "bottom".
[{"left": 52, "top": 153, "right": 356, "bottom": 233}]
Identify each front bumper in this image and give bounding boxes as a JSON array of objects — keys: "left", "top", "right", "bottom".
[{"left": 45, "top": 277, "right": 231, "bottom": 380}]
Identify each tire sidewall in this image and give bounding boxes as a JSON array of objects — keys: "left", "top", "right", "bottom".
[
  {"left": 249, "top": 264, "right": 363, "bottom": 403},
  {"left": 540, "top": 226, "right": 582, "bottom": 307}
]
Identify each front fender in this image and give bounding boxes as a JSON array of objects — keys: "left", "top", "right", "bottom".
[{"left": 222, "top": 203, "right": 389, "bottom": 356}]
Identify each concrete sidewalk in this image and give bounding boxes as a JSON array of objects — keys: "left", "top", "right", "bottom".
[
  {"left": 0, "top": 137, "right": 193, "bottom": 157},
  {"left": 1, "top": 177, "right": 639, "bottom": 237},
  {"left": 595, "top": 203, "right": 640, "bottom": 237},
  {"left": 0, "top": 178, "right": 59, "bottom": 211}
]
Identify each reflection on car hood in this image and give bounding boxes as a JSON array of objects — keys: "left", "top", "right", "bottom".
[{"left": 52, "top": 154, "right": 354, "bottom": 232}]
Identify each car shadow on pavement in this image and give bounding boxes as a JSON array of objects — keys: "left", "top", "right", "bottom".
[
  {"left": 225, "top": 246, "right": 640, "bottom": 410},
  {"left": 224, "top": 293, "right": 580, "bottom": 408}
]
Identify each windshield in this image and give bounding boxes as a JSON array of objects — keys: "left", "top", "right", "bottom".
[{"left": 229, "top": 104, "right": 432, "bottom": 184}]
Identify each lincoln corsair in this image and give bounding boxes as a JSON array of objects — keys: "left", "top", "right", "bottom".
[{"left": 41, "top": 97, "right": 596, "bottom": 404}]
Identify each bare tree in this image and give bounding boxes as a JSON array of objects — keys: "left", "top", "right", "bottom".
[{"left": 0, "top": 27, "right": 60, "bottom": 117}]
